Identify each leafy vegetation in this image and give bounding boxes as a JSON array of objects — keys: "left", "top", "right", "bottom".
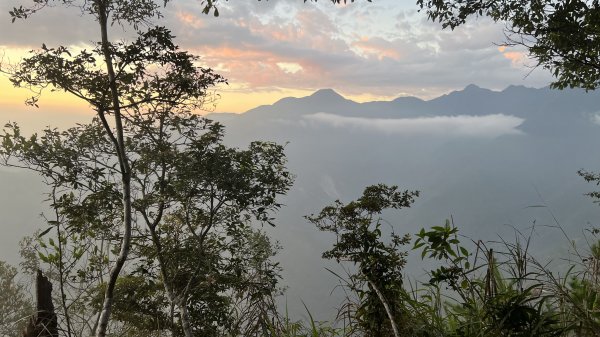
[
  {"left": 417, "top": 0, "right": 600, "bottom": 90},
  {"left": 4, "top": 181, "right": 600, "bottom": 337},
  {"left": 0, "top": 260, "right": 33, "bottom": 337},
  {"left": 306, "top": 185, "right": 600, "bottom": 337},
  {"left": 1, "top": 112, "right": 292, "bottom": 336},
  {"left": 307, "top": 185, "right": 418, "bottom": 337}
]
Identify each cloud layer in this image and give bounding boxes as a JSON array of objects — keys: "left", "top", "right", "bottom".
[
  {"left": 0, "top": 0, "right": 555, "bottom": 111},
  {"left": 304, "top": 113, "right": 525, "bottom": 137},
  {"left": 162, "top": 0, "right": 554, "bottom": 100}
]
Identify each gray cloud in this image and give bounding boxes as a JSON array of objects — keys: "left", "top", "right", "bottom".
[
  {"left": 0, "top": 0, "right": 555, "bottom": 101},
  {"left": 0, "top": 0, "right": 137, "bottom": 47},
  {"left": 160, "top": 0, "right": 553, "bottom": 99}
]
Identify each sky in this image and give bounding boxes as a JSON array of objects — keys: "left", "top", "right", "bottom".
[{"left": 0, "top": 0, "right": 554, "bottom": 122}]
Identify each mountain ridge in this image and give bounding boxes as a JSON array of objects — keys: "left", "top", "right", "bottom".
[{"left": 209, "top": 85, "right": 600, "bottom": 128}]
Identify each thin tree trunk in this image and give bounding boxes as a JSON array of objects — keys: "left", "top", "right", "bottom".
[
  {"left": 364, "top": 277, "right": 401, "bottom": 337},
  {"left": 178, "top": 298, "right": 194, "bottom": 337},
  {"left": 55, "top": 218, "right": 73, "bottom": 337},
  {"left": 94, "top": 1, "right": 133, "bottom": 336},
  {"left": 148, "top": 228, "right": 194, "bottom": 337}
]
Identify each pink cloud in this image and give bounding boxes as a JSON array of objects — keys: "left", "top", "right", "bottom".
[
  {"left": 497, "top": 46, "right": 528, "bottom": 66},
  {"left": 352, "top": 36, "right": 402, "bottom": 60},
  {"left": 180, "top": 6, "right": 352, "bottom": 89},
  {"left": 196, "top": 46, "right": 316, "bottom": 87},
  {"left": 164, "top": 1, "right": 552, "bottom": 99},
  {"left": 176, "top": 11, "right": 204, "bottom": 29}
]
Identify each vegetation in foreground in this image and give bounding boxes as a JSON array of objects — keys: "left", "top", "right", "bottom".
[{"left": 2, "top": 178, "right": 600, "bottom": 337}]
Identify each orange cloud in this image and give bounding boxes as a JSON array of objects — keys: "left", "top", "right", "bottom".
[
  {"left": 503, "top": 51, "right": 526, "bottom": 65},
  {"left": 193, "top": 45, "right": 325, "bottom": 89},
  {"left": 268, "top": 29, "right": 303, "bottom": 42},
  {"left": 497, "top": 46, "right": 527, "bottom": 66},
  {"left": 210, "top": 85, "right": 314, "bottom": 113},
  {"left": 203, "top": 46, "right": 270, "bottom": 60},
  {"left": 176, "top": 11, "right": 204, "bottom": 29},
  {"left": 352, "top": 37, "right": 402, "bottom": 60}
]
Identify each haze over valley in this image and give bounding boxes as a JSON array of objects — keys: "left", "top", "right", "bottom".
[{"left": 2, "top": 84, "right": 599, "bottom": 318}]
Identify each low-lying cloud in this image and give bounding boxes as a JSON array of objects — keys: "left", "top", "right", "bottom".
[{"left": 304, "top": 113, "right": 524, "bottom": 137}]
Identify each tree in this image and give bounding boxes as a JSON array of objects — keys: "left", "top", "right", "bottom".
[
  {"left": 3, "top": 0, "right": 229, "bottom": 334},
  {"left": 417, "top": 0, "right": 600, "bottom": 90},
  {"left": 1, "top": 107, "right": 292, "bottom": 336},
  {"left": 0, "top": 260, "right": 33, "bottom": 337},
  {"left": 307, "top": 184, "right": 419, "bottom": 337},
  {"left": 2, "top": 0, "right": 351, "bottom": 335},
  {"left": 104, "top": 225, "right": 284, "bottom": 337}
]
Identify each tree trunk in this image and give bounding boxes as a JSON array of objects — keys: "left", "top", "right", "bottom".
[
  {"left": 365, "top": 276, "right": 401, "bottom": 337},
  {"left": 22, "top": 270, "right": 58, "bottom": 337},
  {"left": 178, "top": 298, "right": 194, "bottom": 337},
  {"left": 94, "top": 1, "right": 133, "bottom": 336},
  {"left": 149, "top": 228, "right": 194, "bottom": 337}
]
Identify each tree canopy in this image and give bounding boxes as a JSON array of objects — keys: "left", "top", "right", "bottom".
[
  {"left": 0, "top": 261, "right": 33, "bottom": 337},
  {"left": 417, "top": 0, "right": 600, "bottom": 90},
  {"left": 1, "top": 110, "right": 293, "bottom": 336}
]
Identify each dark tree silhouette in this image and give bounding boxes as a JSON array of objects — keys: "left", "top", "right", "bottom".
[{"left": 22, "top": 271, "right": 57, "bottom": 337}]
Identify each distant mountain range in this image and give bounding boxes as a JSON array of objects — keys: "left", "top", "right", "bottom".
[
  {"left": 1, "top": 84, "right": 600, "bottom": 320},
  {"left": 214, "top": 84, "right": 600, "bottom": 135}
]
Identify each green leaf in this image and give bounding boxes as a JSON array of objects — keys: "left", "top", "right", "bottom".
[
  {"left": 38, "top": 252, "right": 49, "bottom": 263},
  {"left": 38, "top": 226, "right": 53, "bottom": 238},
  {"left": 459, "top": 246, "right": 469, "bottom": 256}
]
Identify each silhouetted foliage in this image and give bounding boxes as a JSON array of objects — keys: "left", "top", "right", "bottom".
[
  {"left": 5, "top": 1, "right": 227, "bottom": 334},
  {"left": 1, "top": 111, "right": 292, "bottom": 337},
  {"left": 417, "top": 0, "right": 600, "bottom": 90},
  {"left": 0, "top": 261, "right": 33, "bottom": 337},
  {"left": 308, "top": 184, "right": 419, "bottom": 337}
]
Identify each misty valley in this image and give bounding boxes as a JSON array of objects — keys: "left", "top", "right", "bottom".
[{"left": 3, "top": 84, "right": 600, "bottom": 336}]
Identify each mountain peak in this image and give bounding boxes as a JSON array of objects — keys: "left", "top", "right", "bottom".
[
  {"left": 310, "top": 88, "right": 344, "bottom": 100},
  {"left": 504, "top": 84, "right": 526, "bottom": 90},
  {"left": 463, "top": 84, "right": 483, "bottom": 91}
]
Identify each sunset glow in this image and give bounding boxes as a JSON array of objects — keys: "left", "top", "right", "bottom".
[{"left": 0, "top": 0, "right": 553, "bottom": 119}]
